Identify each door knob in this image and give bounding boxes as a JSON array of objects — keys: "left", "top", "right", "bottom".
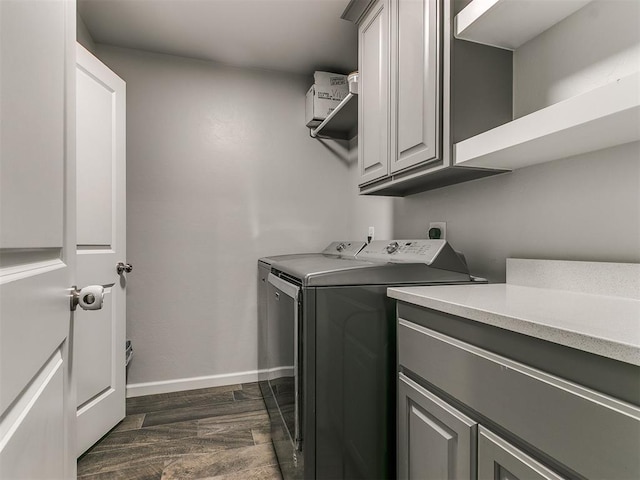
[
  {"left": 70, "top": 285, "right": 105, "bottom": 311},
  {"left": 116, "top": 262, "right": 133, "bottom": 274}
]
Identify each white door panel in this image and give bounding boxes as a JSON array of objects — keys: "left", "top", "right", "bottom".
[
  {"left": 0, "top": 266, "right": 70, "bottom": 410},
  {"left": 76, "top": 291, "right": 113, "bottom": 406},
  {"left": 75, "top": 43, "right": 127, "bottom": 456},
  {"left": 0, "top": 351, "right": 65, "bottom": 480},
  {"left": 0, "top": 0, "right": 76, "bottom": 477},
  {"left": 76, "top": 65, "right": 114, "bottom": 246},
  {"left": 77, "top": 250, "right": 121, "bottom": 283},
  {"left": 0, "top": 0, "right": 66, "bottom": 249}
]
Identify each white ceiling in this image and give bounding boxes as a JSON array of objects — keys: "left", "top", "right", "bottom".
[{"left": 78, "top": 0, "right": 358, "bottom": 75}]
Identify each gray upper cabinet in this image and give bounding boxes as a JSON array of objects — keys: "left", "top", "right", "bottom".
[
  {"left": 352, "top": 0, "right": 512, "bottom": 196},
  {"left": 358, "top": 0, "right": 390, "bottom": 185},
  {"left": 390, "top": 0, "right": 439, "bottom": 174},
  {"left": 358, "top": 0, "right": 439, "bottom": 188}
]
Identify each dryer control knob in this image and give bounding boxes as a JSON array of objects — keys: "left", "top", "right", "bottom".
[{"left": 386, "top": 241, "right": 400, "bottom": 254}]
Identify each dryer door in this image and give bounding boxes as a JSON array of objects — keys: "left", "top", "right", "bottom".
[{"left": 267, "top": 274, "right": 302, "bottom": 455}]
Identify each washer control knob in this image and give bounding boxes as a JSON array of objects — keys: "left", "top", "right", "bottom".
[{"left": 386, "top": 241, "right": 400, "bottom": 254}]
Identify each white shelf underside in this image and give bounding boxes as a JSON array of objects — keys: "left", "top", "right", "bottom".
[
  {"left": 454, "top": 0, "right": 593, "bottom": 50},
  {"left": 310, "top": 92, "right": 356, "bottom": 138}
]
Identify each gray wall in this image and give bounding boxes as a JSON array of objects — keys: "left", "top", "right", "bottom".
[
  {"left": 394, "top": 142, "right": 640, "bottom": 282},
  {"left": 513, "top": 0, "right": 640, "bottom": 118},
  {"left": 92, "top": 0, "right": 639, "bottom": 390},
  {"left": 95, "top": 45, "right": 354, "bottom": 387},
  {"left": 77, "top": 15, "right": 96, "bottom": 54},
  {"left": 346, "top": 136, "right": 395, "bottom": 241}
]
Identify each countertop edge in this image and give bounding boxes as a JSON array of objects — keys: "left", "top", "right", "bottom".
[{"left": 388, "top": 286, "right": 640, "bottom": 367}]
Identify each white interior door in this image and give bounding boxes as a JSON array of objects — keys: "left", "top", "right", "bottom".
[
  {"left": 0, "top": 0, "right": 76, "bottom": 478},
  {"left": 75, "top": 44, "right": 127, "bottom": 455}
]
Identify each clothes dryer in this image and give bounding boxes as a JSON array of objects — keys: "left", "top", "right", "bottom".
[{"left": 257, "top": 241, "right": 367, "bottom": 398}]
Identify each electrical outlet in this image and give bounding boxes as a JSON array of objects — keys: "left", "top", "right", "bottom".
[{"left": 428, "top": 222, "right": 446, "bottom": 240}]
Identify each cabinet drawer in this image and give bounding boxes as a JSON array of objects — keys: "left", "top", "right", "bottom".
[
  {"left": 478, "top": 427, "right": 565, "bottom": 480},
  {"left": 398, "top": 373, "right": 476, "bottom": 480},
  {"left": 398, "top": 318, "right": 640, "bottom": 479}
]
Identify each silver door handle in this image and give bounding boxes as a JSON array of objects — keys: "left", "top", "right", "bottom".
[
  {"left": 70, "top": 285, "right": 104, "bottom": 311},
  {"left": 116, "top": 262, "right": 133, "bottom": 274}
]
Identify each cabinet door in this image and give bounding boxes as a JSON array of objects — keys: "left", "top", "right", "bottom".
[
  {"left": 478, "top": 427, "right": 566, "bottom": 480},
  {"left": 390, "top": 0, "right": 440, "bottom": 174},
  {"left": 398, "top": 373, "right": 476, "bottom": 480},
  {"left": 358, "top": 0, "right": 390, "bottom": 185}
]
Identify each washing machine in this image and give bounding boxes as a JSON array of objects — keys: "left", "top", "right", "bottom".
[{"left": 264, "top": 239, "right": 485, "bottom": 480}]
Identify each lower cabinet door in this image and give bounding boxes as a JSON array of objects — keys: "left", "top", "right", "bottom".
[
  {"left": 478, "top": 427, "right": 566, "bottom": 480},
  {"left": 398, "top": 373, "right": 477, "bottom": 479}
]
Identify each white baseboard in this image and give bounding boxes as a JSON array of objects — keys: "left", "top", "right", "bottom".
[
  {"left": 266, "top": 366, "right": 294, "bottom": 380},
  {"left": 126, "top": 369, "right": 262, "bottom": 398}
]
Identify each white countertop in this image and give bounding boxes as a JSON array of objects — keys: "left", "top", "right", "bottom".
[{"left": 388, "top": 282, "right": 640, "bottom": 366}]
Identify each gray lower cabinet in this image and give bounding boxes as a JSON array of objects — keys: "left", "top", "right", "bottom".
[
  {"left": 478, "top": 427, "right": 565, "bottom": 480},
  {"left": 398, "top": 373, "right": 476, "bottom": 480},
  {"left": 397, "top": 312, "right": 640, "bottom": 479},
  {"left": 398, "top": 374, "right": 564, "bottom": 480}
]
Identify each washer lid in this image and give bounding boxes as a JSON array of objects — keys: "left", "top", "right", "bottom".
[
  {"left": 259, "top": 240, "right": 367, "bottom": 266},
  {"left": 259, "top": 252, "right": 322, "bottom": 267},
  {"left": 271, "top": 256, "right": 374, "bottom": 281}
]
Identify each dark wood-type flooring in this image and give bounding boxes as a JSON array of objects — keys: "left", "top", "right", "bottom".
[{"left": 77, "top": 383, "right": 283, "bottom": 480}]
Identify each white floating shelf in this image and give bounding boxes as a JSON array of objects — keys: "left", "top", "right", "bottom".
[
  {"left": 455, "top": 0, "right": 593, "bottom": 50},
  {"left": 310, "top": 93, "right": 357, "bottom": 139},
  {"left": 454, "top": 73, "right": 640, "bottom": 170}
]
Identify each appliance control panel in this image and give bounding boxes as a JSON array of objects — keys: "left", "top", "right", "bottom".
[
  {"left": 356, "top": 240, "right": 447, "bottom": 264},
  {"left": 322, "top": 241, "right": 367, "bottom": 258}
]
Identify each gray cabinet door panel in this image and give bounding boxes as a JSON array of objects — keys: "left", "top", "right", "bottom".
[
  {"left": 398, "top": 318, "right": 640, "bottom": 479},
  {"left": 478, "top": 427, "right": 565, "bottom": 480},
  {"left": 398, "top": 373, "right": 477, "bottom": 479},
  {"left": 358, "top": 0, "right": 390, "bottom": 185},
  {"left": 390, "top": 0, "right": 440, "bottom": 174}
]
